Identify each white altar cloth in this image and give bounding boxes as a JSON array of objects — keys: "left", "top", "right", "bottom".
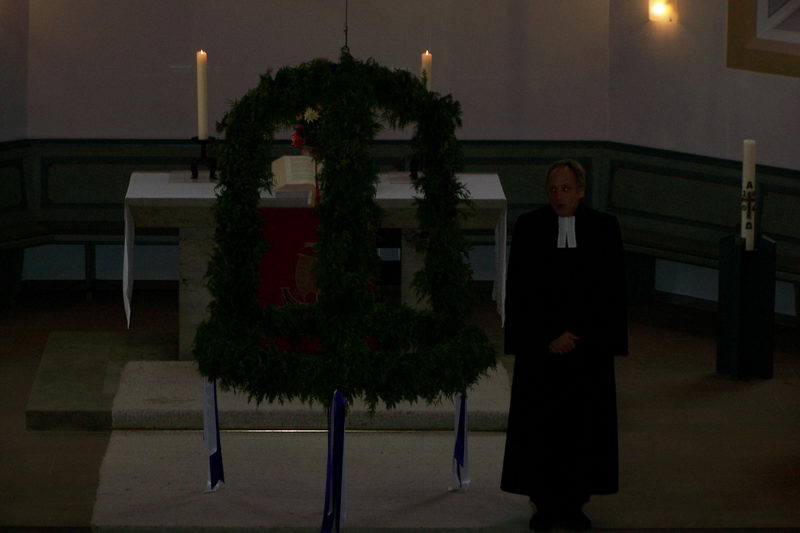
[{"left": 123, "top": 171, "right": 507, "bottom": 328}]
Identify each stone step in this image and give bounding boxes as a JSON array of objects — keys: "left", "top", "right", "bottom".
[
  {"left": 112, "top": 361, "right": 511, "bottom": 431},
  {"left": 25, "top": 331, "right": 177, "bottom": 431}
]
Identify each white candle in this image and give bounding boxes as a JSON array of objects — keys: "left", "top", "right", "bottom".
[
  {"left": 196, "top": 50, "right": 208, "bottom": 141},
  {"left": 421, "top": 50, "right": 432, "bottom": 91},
  {"left": 741, "top": 139, "right": 756, "bottom": 251}
]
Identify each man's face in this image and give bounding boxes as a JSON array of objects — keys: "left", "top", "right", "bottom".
[{"left": 547, "top": 166, "right": 585, "bottom": 217}]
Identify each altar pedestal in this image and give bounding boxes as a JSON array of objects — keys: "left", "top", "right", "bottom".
[
  {"left": 178, "top": 227, "right": 214, "bottom": 361},
  {"left": 716, "top": 235, "right": 776, "bottom": 379},
  {"left": 125, "top": 172, "right": 507, "bottom": 359},
  {"left": 401, "top": 230, "right": 427, "bottom": 309}
]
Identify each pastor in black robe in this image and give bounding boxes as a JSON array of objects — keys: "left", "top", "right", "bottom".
[{"left": 500, "top": 203, "right": 628, "bottom": 506}]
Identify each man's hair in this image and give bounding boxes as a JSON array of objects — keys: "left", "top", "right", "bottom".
[{"left": 545, "top": 159, "right": 586, "bottom": 189}]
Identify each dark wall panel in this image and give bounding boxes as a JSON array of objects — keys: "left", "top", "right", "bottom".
[
  {"left": 42, "top": 159, "right": 187, "bottom": 207},
  {"left": 0, "top": 160, "right": 24, "bottom": 212},
  {"left": 0, "top": 139, "right": 798, "bottom": 281},
  {"left": 611, "top": 166, "right": 740, "bottom": 229}
]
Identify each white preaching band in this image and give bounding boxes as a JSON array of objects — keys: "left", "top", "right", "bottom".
[{"left": 557, "top": 216, "right": 577, "bottom": 249}]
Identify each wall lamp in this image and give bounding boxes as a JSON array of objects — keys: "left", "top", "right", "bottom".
[{"left": 649, "top": 0, "right": 678, "bottom": 22}]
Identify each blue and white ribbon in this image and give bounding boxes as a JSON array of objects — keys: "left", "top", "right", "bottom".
[
  {"left": 450, "top": 391, "right": 470, "bottom": 491},
  {"left": 321, "top": 390, "right": 347, "bottom": 533},
  {"left": 203, "top": 377, "right": 225, "bottom": 492}
]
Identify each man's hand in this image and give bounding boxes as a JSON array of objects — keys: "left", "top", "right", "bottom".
[{"left": 549, "top": 331, "right": 581, "bottom": 354}]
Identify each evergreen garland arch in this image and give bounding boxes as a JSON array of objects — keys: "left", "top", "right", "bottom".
[{"left": 194, "top": 52, "right": 496, "bottom": 410}]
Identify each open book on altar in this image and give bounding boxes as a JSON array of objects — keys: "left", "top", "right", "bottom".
[{"left": 271, "top": 156, "right": 318, "bottom": 205}]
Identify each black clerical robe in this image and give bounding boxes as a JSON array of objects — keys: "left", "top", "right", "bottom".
[{"left": 501, "top": 204, "right": 628, "bottom": 498}]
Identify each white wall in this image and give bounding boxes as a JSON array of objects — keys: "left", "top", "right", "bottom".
[
  {"left": 7, "top": 1, "right": 800, "bottom": 171},
  {"left": 609, "top": 0, "right": 800, "bottom": 170},
  {"left": 21, "top": 0, "right": 610, "bottom": 141},
  {"left": 0, "top": 0, "right": 28, "bottom": 142}
]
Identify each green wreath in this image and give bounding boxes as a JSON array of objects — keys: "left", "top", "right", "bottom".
[{"left": 194, "top": 52, "right": 496, "bottom": 411}]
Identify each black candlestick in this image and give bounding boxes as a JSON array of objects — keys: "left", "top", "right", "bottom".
[
  {"left": 716, "top": 234, "right": 776, "bottom": 380},
  {"left": 191, "top": 137, "right": 217, "bottom": 180}
]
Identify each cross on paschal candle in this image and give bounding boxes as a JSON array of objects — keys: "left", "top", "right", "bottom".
[
  {"left": 741, "top": 139, "right": 757, "bottom": 251},
  {"left": 742, "top": 183, "right": 756, "bottom": 219}
]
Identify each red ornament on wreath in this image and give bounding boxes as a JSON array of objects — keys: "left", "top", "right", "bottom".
[{"left": 291, "top": 124, "right": 306, "bottom": 148}]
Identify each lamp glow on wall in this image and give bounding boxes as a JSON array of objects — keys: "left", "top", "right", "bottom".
[{"left": 649, "top": 0, "right": 677, "bottom": 22}]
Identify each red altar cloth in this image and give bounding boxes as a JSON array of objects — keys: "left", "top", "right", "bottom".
[
  {"left": 258, "top": 208, "right": 321, "bottom": 352},
  {"left": 258, "top": 208, "right": 320, "bottom": 307},
  {"left": 257, "top": 207, "right": 378, "bottom": 352}
]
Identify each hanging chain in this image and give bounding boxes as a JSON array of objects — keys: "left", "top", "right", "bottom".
[{"left": 342, "top": 0, "right": 350, "bottom": 54}]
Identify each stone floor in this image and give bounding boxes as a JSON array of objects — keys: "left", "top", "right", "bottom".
[
  {"left": 1, "top": 286, "right": 177, "bottom": 529},
  {"left": 2, "top": 283, "right": 799, "bottom": 531}
]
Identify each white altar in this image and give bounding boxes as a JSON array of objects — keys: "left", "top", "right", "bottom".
[{"left": 124, "top": 171, "right": 507, "bottom": 359}]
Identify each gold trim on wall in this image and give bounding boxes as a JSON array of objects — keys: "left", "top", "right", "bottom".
[{"left": 728, "top": 0, "right": 800, "bottom": 78}]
